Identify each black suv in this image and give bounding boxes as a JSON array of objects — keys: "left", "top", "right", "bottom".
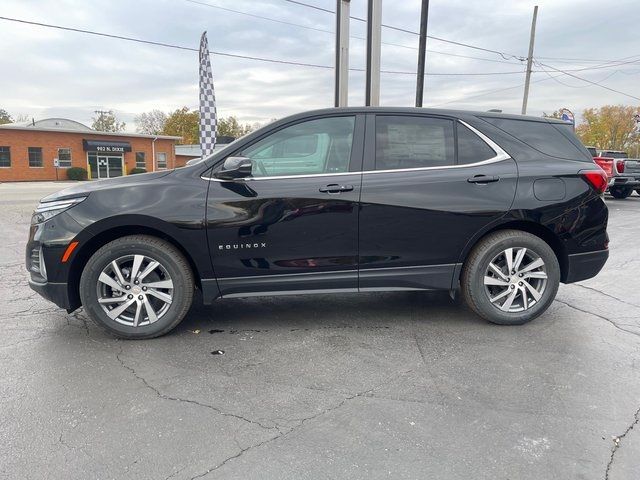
[{"left": 27, "top": 108, "right": 609, "bottom": 339}]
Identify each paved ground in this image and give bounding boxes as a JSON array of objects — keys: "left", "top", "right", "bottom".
[{"left": 1, "top": 181, "right": 639, "bottom": 480}]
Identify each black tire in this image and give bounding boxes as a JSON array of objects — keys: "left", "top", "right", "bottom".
[
  {"left": 79, "top": 235, "right": 194, "bottom": 339},
  {"left": 609, "top": 186, "right": 633, "bottom": 199},
  {"left": 461, "top": 230, "right": 560, "bottom": 325},
  {"left": 635, "top": 188, "right": 640, "bottom": 196}
]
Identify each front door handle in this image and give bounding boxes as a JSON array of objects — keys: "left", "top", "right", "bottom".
[
  {"left": 319, "top": 184, "right": 354, "bottom": 193},
  {"left": 467, "top": 174, "right": 499, "bottom": 184}
]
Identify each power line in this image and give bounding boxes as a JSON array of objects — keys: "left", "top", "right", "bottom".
[
  {"left": 185, "top": 0, "right": 523, "bottom": 64},
  {"left": 0, "top": 15, "right": 335, "bottom": 68},
  {"left": 0, "top": 15, "right": 527, "bottom": 77},
  {"left": 537, "top": 62, "right": 640, "bottom": 101},
  {"left": 427, "top": 72, "right": 565, "bottom": 107},
  {"left": 280, "top": 0, "right": 525, "bottom": 60}
]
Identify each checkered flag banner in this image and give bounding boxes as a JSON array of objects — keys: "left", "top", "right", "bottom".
[{"left": 199, "top": 31, "right": 217, "bottom": 157}]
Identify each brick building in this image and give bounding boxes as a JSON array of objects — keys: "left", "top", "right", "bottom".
[{"left": 0, "top": 118, "right": 181, "bottom": 181}]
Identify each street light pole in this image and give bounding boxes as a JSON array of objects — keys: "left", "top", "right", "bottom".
[
  {"left": 365, "top": 0, "right": 382, "bottom": 106},
  {"left": 415, "top": 0, "right": 429, "bottom": 107},
  {"left": 334, "top": 0, "right": 350, "bottom": 107}
]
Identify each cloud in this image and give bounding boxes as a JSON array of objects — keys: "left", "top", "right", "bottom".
[{"left": 0, "top": 0, "right": 638, "bottom": 130}]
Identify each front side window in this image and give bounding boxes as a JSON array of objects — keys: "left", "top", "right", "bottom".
[
  {"left": 28, "top": 147, "right": 43, "bottom": 167},
  {"left": 135, "top": 152, "right": 146, "bottom": 168},
  {"left": 240, "top": 116, "right": 355, "bottom": 177},
  {"left": 375, "top": 116, "right": 455, "bottom": 170},
  {"left": 457, "top": 123, "right": 496, "bottom": 165},
  {"left": 156, "top": 152, "right": 167, "bottom": 169},
  {"left": 57, "top": 148, "right": 72, "bottom": 167},
  {"left": 0, "top": 146, "right": 10, "bottom": 167}
]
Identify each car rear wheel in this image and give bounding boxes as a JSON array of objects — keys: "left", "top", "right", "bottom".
[
  {"left": 461, "top": 230, "right": 560, "bottom": 325},
  {"left": 79, "top": 235, "right": 194, "bottom": 339},
  {"left": 609, "top": 186, "right": 633, "bottom": 199}
]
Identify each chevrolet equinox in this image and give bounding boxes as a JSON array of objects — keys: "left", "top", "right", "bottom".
[{"left": 27, "top": 108, "right": 609, "bottom": 339}]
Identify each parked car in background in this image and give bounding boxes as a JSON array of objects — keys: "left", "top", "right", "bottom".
[
  {"left": 26, "top": 108, "right": 609, "bottom": 339},
  {"left": 594, "top": 150, "right": 640, "bottom": 198},
  {"left": 585, "top": 146, "right": 598, "bottom": 157}
]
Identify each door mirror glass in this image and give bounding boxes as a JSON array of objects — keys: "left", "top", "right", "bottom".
[{"left": 215, "top": 156, "right": 253, "bottom": 180}]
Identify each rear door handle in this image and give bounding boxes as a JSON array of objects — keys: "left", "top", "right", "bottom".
[
  {"left": 319, "top": 184, "right": 354, "bottom": 193},
  {"left": 467, "top": 175, "right": 499, "bottom": 184}
]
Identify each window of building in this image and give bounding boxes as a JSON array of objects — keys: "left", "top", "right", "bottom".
[
  {"left": 241, "top": 116, "right": 355, "bottom": 177},
  {"left": 57, "top": 148, "right": 72, "bottom": 167},
  {"left": 456, "top": 123, "right": 496, "bottom": 165},
  {"left": 28, "top": 147, "right": 43, "bottom": 167},
  {"left": 375, "top": 116, "right": 455, "bottom": 170},
  {"left": 156, "top": 152, "right": 167, "bottom": 169},
  {"left": 135, "top": 152, "right": 146, "bottom": 169},
  {"left": 0, "top": 146, "right": 10, "bottom": 168}
]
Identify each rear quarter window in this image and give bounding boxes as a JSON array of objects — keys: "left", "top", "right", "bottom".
[{"left": 480, "top": 117, "right": 592, "bottom": 161}]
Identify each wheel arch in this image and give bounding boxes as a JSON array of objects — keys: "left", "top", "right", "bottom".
[
  {"left": 66, "top": 219, "right": 203, "bottom": 310},
  {"left": 455, "top": 219, "right": 569, "bottom": 287}
]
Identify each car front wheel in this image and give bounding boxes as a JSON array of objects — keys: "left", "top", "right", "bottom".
[
  {"left": 79, "top": 235, "right": 194, "bottom": 339},
  {"left": 461, "top": 230, "right": 560, "bottom": 325}
]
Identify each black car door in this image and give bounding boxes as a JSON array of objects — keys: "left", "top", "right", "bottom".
[
  {"left": 358, "top": 113, "right": 518, "bottom": 291},
  {"left": 206, "top": 114, "right": 364, "bottom": 296}
]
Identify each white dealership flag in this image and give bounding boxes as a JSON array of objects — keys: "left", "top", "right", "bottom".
[{"left": 199, "top": 31, "right": 217, "bottom": 156}]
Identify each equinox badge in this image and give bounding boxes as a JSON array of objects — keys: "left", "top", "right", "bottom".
[{"left": 218, "top": 242, "right": 267, "bottom": 250}]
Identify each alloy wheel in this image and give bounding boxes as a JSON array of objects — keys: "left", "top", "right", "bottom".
[
  {"left": 96, "top": 254, "right": 174, "bottom": 327},
  {"left": 483, "top": 247, "right": 548, "bottom": 313}
]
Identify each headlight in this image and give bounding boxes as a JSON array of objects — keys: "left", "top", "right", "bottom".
[{"left": 31, "top": 197, "right": 87, "bottom": 225}]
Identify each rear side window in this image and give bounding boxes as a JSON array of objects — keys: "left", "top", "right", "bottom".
[
  {"left": 375, "top": 116, "right": 455, "bottom": 170},
  {"left": 481, "top": 117, "right": 591, "bottom": 161},
  {"left": 456, "top": 123, "right": 496, "bottom": 164}
]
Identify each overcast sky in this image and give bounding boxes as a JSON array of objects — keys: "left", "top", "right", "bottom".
[{"left": 1, "top": 0, "right": 639, "bottom": 131}]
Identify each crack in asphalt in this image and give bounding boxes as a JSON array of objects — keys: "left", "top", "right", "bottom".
[
  {"left": 115, "top": 347, "right": 279, "bottom": 432},
  {"left": 187, "top": 370, "right": 411, "bottom": 479},
  {"left": 554, "top": 299, "right": 640, "bottom": 338},
  {"left": 605, "top": 405, "right": 640, "bottom": 480},
  {"left": 573, "top": 283, "right": 640, "bottom": 310}
]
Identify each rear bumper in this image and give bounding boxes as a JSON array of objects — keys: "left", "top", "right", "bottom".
[
  {"left": 564, "top": 249, "right": 609, "bottom": 283},
  {"left": 28, "top": 280, "right": 72, "bottom": 310},
  {"left": 609, "top": 175, "right": 640, "bottom": 187}
]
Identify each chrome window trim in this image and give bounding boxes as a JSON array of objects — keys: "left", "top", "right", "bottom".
[{"left": 203, "top": 119, "right": 510, "bottom": 182}]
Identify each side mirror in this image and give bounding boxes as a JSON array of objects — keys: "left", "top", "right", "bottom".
[{"left": 215, "top": 156, "right": 252, "bottom": 180}]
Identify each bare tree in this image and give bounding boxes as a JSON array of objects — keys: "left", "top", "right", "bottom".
[{"left": 134, "top": 110, "right": 168, "bottom": 135}]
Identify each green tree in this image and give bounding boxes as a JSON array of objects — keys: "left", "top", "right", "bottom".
[
  {"left": 576, "top": 105, "right": 639, "bottom": 151},
  {"left": 217, "top": 116, "right": 254, "bottom": 138},
  {"left": 0, "top": 109, "right": 13, "bottom": 125},
  {"left": 134, "top": 109, "right": 168, "bottom": 135},
  {"left": 162, "top": 107, "right": 199, "bottom": 144},
  {"left": 91, "top": 110, "right": 126, "bottom": 132}
]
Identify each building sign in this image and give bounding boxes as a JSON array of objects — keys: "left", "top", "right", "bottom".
[{"left": 82, "top": 140, "right": 132, "bottom": 153}]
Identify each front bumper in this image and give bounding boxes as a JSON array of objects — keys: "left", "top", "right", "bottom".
[
  {"left": 564, "top": 249, "right": 609, "bottom": 283},
  {"left": 28, "top": 280, "right": 73, "bottom": 310}
]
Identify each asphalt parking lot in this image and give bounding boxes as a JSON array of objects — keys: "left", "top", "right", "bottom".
[{"left": 1, "top": 181, "right": 639, "bottom": 480}]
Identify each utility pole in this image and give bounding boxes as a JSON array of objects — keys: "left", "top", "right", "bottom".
[
  {"left": 365, "top": 0, "right": 382, "bottom": 106},
  {"left": 521, "top": 5, "right": 538, "bottom": 115},
  {"left": 334, "top": 0, "right": 350, "bottom": 107},
  {"left": 415, "top": 0, "right": 429, "bottom": 107}
]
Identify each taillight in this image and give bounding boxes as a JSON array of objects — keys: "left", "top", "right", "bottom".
[
  {"left": 616, "top": 160, "right": 625, "bottom": 173},
  {"left": 593, "top": 157, "right": 613, "bottom": 178},
  {"left": 580, "top": 169, "right": 608, "bottom": 194}
]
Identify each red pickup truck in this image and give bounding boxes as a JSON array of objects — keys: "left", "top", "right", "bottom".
[{"left": 590, "top": 149, "right": 640, "bottom": 199}]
